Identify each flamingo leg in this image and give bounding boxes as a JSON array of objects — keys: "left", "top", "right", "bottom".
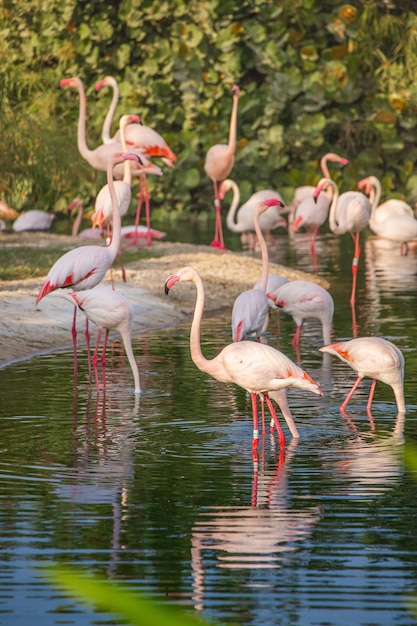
[
  {"left": 350, "top": 231, "right": 361, "bottom": 307},
  {"left": 340, "top": 375, "right": 363, "bottom": 413},
  {"left": 265, "top": 394, "right": 285, "bottom": 448},
  {"left": 292, "top": 324, "right": 302, "bottom": 348},
  {"left": 85, "top": 318, "right": 92, "bottom": 383},
  {"left": 101, "top": 329, "right": 110, "bottom": 395},
  {"left": 211, "top": 180, "right": 226, "bottom": 251},
  {"left": 251, "top": 392, "right": 259, "bottom": 452},
  {"left": 366, "top": 378, "right": 377, "bottom": 413},
  {"left": 71, "top": 305, "right": 78, "bottom": 381},
  {"left": 310, "top": 227, "right": 319, "bottom": 274},
  {"left": 129, "top": 174, "right": 150, "bottom": 246},
  {"left": 260, "top": 395, "right": 266, "bottom": 435}
]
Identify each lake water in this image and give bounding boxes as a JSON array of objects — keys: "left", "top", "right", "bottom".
[{"left": 1, "top": 220, "right": 417, "bottom": 626}]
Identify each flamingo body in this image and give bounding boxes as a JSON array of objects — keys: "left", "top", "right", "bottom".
[
  {"left": 273, "top": 280, "right": 334, "bottom": 346},
  {"left": 320, "top": 337, "right": 405, "bottom": 413},
  {"left": 13, "top": 210, "right": 55, "bottom": 232}
]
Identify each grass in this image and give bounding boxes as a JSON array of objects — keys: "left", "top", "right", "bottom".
[{"left": 0, "top": 244, "right": 159, "bottom": 281}]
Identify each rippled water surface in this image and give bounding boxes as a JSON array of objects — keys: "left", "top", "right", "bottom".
[{"left": 1, "top": 224, "right": 417, "bottom": 626}]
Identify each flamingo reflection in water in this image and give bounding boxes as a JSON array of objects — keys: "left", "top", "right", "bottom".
[{"left": 191, "top": 440, "right": 321, "bottom": 611}]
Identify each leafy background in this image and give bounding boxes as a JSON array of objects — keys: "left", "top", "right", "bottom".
[{"left": 1, "top": 0, "right": 417, "bottom": 218}]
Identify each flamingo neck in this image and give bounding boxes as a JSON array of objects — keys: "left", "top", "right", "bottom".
[
  {"left": 228, "top": 92, "right": 239, "bottom": 154},
  {"left": 107, "top": 160, "right": 122, "bottom": 258},
  {"left": 225, "top": 180, "right": 242, "bottom": 232},
  {"left": 71, "top": 201, "right": 83, "bottom": 237},
  {"left": 393, "top": 382, "right": 406, "bottom": 414},
  {"left": 326, "top": 179, "right": 340, "bottom": 233},
  {"left": 320, "top": 154, "right": 332, "bottom": 179},
  {"left": 101, "top": 78, "right": 119, "bottom": 144},
  {"left": 255, "top": 206, "right": 269, "bottom": 292},
  {"left": 74, "top": 81, "right": 93, "bottom": 162},
  {"left": 121, "top": 330, "right": 141, "bottom": 393},
  {"left": 189, "top": 271, "right": 212, "bottom": 373},
  {"left": 119, "top": 119, "right": 132, "bottom": 186},
  {"left": 368, "top": 176, "right": 382, "bottom": 217}
]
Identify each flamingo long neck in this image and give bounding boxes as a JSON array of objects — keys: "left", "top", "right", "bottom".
[
  {"left": 228, "top": 92, "right": 239, "bottom": 154},
  {"left": 119, "top": 119, "right": 132, "bottom": 186},
  {"left": 225, "top": 180, "right": 242, "bottom": 232},
  {"left": 326, "top": 179, "right": 340, "bottom": 233},
  {"left": 367, "top": 176, "right": 382, "bottom": 220},
  {"left": 107, "top": 159, "right": 123, "bottom": 259},
  {"left": 255, "top": 206, "right": 269, "bottom": 292},
  {"left": 101, "top": 77, "right": 119, "bottom": 144},
  {"left": 189, "top": 272, "right": 213, "bottom": 374},
  {"left": 320, "top": 154, "right": 333, "bottom": 179},
  {"left": 74, "top": 81, "right": 93, "bottom": 162},
  {"left": 71, "top": 200, "right": 83, "bottom": 237},
  {"left": 121, "top": 330, "right": 141, "bottom": 393},
  {"left": 393, "top": 381, "right": 406, "bottom": 414}
]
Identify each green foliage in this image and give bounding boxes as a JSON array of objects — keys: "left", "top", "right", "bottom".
[{"left": 1, "top": 1, "right": 417, "bottom": 216}]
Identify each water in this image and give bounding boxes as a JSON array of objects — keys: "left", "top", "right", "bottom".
[{"left": 1, "top": 223, "right": 417, "bottom": 626}]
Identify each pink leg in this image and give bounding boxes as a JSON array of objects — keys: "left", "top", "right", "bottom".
[
  {"left": 129, "top": 176, "right": 147, "bottom": 246},
  {"left": 101, "top": 329, "right": 109, "bottom": 395},
  {"left": 265, "top": 394, "right": 285, "bottom": 448},
  {"left": 85, "top": 318, "right": 92, "bottom": 383},
  {"left": 310, "top": 227, "right": 319, "bottom": 274},
  {"left": 211, "top": 180, "right": 227, "bottom": 251},
  {"left": 350, "top": 232, "right": 361, "bottom": 307},
  {"left": 340, "top": 375, "right": 363, "bottom": 413},
  {"left": 366, "top": 379, "right": 377, "bottom": 413},
  {"left": 251, "top": 393, "right": 259, "bottom": 453},
  {"left": 71, "top": 306, "right": 78, "bottom": 381},
  {"left": 292, "top": 324, "right": 302, "bottom": 348}
]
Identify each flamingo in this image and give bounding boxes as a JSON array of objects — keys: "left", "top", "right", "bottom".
[
  {"left": 96, "top": 75, "right": 176, "bottom": 246},
  {"left": 254, "top": 273, "right": 289, "bottom": 338},
  {"left": 219, "top": 178, "right": 287, "bottom": 250},
  {"left": 204, "top": 85, "right": 240, "bottom": 250},
  {"left": 61, "top": 287, "right": 141, "bottom": 394},
  {"left": 289, "top": 152, "right": 349, "bottom": 217},
  {"left": 313, "top": 177, "right": 372, "bottom": 307},
  {"left": 68, "top": 198, "right": 105, "bottom": 239},
  {"left": 231, "top": 199, "right": 284, "bottom": 342},
  {"left": 271, "top": 280, "right": 334, "bottom": 348},
  {"left": 358, "top": 175, "right": 417, "bottom": 253},
  {"left": 320, "top": 337, "right": 405, "bottom": 414},
  {"left": 12, "top": 210, "right": 55, "bottom": 232},
  {"left": 35, "top": 152, "right": 140, "bottom": 378},
  {"left": 164, "top": 265, "right": 322, "bottom": 452},
  {"left": 59, "top": 77, "right": 161, "bottom": 179}
]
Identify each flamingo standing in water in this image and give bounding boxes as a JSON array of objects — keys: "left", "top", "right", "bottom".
[
  {"left": 231, "top": 198, "right": 284, "bottom": 342},
  {"left": 96, "top": 75, "right": 177, "bottom": 245},
  {"left": 164, "top": 266, "right": 322, "bottom": 452},
  {"left": 320, "top": 337, "right": 405, "bottom": 414},
  {"left": 358, "top": 175, "right": 417, "bottom": 253},
  {"left": 61, "top": 287, "right": 141, "bottom": 395},
  {"left": 313, "top": 177, "right": 372, "bottom": 307},
  {"left": 219, "top": 178, "right": 287, "bottom": 250},
  {"left": 35, "top": 152, "right": 140, "bottom": 379},
  {"left": 272, "top": 280, "right": 334, "bottom": 348},
  {"left": 204, "top": 85, "right": 240, "bottom": 250}
]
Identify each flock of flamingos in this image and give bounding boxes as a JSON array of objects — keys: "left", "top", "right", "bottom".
[{"left": 4, "top": 77, "right": 414, "bottom": 454}]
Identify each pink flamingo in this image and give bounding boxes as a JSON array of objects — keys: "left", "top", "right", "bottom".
[
  {"left": 358, "top": 175, "right": 417, "bottom": 253},
  {"left": 68, "top": 198, "right": 105, "bottom": 239},
  {"left": 12, "top": 210, "right": 55, "bottom": 232},
  {"left": 59, "top": 77, "right": 161, "bottom": 179},
  {"left": 220, "top": 178, "right": 287, "bottom": 250},
  {"left": 204, "top": 85, "right": 240, "bottom": 250},
  {"left": 320, "top": 337, "right": 405, "bottom": 414},
  {"left": 254, "top": 273, "right": 289, "bottom": 338},
  {"left": 272, "top": 280, "right": 334, "bottom": 348},
  {"left": 231, "top": 198, "right": 284, "bottom": 342},
  {"left": 36, "top": 152, "right": 140, "bottom": 378},
  {"left": 313, "top": 177, "right": 372, "bottom": 307},
  {"left": 61, "top": 287, "right": 141, "bottom": 394},
  {"left": 96, "top": 75, "right": 176, "bottom": 246},
  {"left": 164, "top": 266, "right": 322, "bottom": 452}
]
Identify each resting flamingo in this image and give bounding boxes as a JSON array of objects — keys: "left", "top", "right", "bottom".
[
  {"left": 35, "top": 152, "right": 140, "bottom": 378},
  {"left": 358, "top": 175, "right": 417, "bottom": 254},
  {"left": 12, "top": 210, "right": 55, "bottom": 232},
  {"left": 219, "top": 178, "right": 287, "bottom": 250},
  {"left": 320, "top": 337, "right": 405, "bottom": 414},
  {"left": 61, "top": 287, "right": 141, "bottom": 395},
  {"left": 231, "top": 199, "right": 284, "bottom": 342},
  {"left": 271, "top": 280, "right": 334, "bottom": 348},
  {"left": 204, "top": 85, "right": 240, "bottom": 250},
  {"left": 313, "top": 177, "right": 372, "bottom": 307},
  {"left": 59, "top": 77, "right": 161, "bottom": 180},
  {"left": 96, "top": 75, "right": 176, "bottom": 245},
  {"left": 164, "top": 266, "right": 322, "bottom": 452}
]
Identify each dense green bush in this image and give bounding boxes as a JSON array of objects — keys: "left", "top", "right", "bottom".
[{"left": 1, "top": 0, "right": 417, "bottom": 216}]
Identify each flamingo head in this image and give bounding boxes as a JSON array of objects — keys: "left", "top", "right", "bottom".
[
  {"left": 262, "top": 198, "right": 285, "bottom": 209},
  {"left": 219, "top": 179, "right": 233, "bottom": 200},
  {"left": 95, "top": 76, "right": 117, "bottom": 91},
  {"left": 313, "top": 183, "right": 325, "bottom": 203},
  {"left": 339, "top": 157, "right": 349, "bottom": 166},
  {"left": 232, "top": 85, "right": 240, "bottom": 96},
  {"left": 67, "top": 198, "right": 83, "bottom": 213},
  {"left": 59, "top": 77, "right": 81, "bottom": 89},
  {"left": 165, "top": 266, "right": 197, "bottom": 295},
  {"left": 357, "top": 177, "right": 371, "bottom": 195}
]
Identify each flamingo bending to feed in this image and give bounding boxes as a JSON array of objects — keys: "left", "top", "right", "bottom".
[
  {"left": 59, "top": 77, "right": 161, "bottom": 179},
  {"left": 358, "top": 175, "right": 417, "bottom": 254},
  {"left": 272, "top": 280, "right": 334, "bottom": 348},
  {"left": 96, "top": 75, "right": 176, "bottom": 245},
  {"left": 254, "top": 273, "right": 289, "bottom": 337},
  {"left": 36, "top": 152, "right": 140, "bottom": 378},
  {"left": 12, "top": 210, "right": 55, "bottom": 232},
  {"left": 320, "top": 337, "right": 405, "bottom": 414},
  {"left": 204, "top": 85, "right": 240, "bottom": 250},
  {"left": 231, "top": 199, "right": 284, "bottom": 342},
  {"left": 313, "top": 177, "right": 372, "bottom": 307},
  {"left": 61, "top": 287, "right": 141, "bottom": 394},
  {"left": 220, "top": 178, "right": 287, "bottom": 250},
  {"left": 164, "top": 266, "right": 322, "bottom": 451}
]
